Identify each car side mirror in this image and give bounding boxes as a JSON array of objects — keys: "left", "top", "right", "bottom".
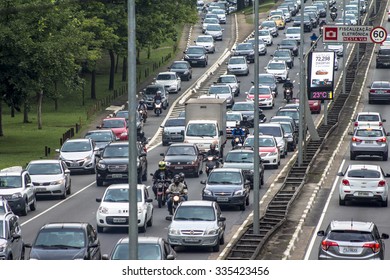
[
  {"left": 200, "top": 180, "right": 206, "bottom": 184},
  {"left": 102, "top": 254, "right": 110, "bottom": 260},
  {"left": 264, "top": 66, "right": 267, "bottom": 70},
  {"left": 219, "top": 216, "right": 226, "bottom": 222},
  {"left": 96, "top": 125, "right": 102, "bottom": 129},
  {"left": 167, "top": 254, "right": 175, "bottom": 260},
  {"left": 387, "top": 133, "right": 390, "bottom": 136},
  {"left": 146, "top": 198, "right": 153, "bottom": 203},
  {"left": 238, "top": 80, "right": 240, "bottom": 83},
  {"left": 381, "top": 233, "right": 389, "bottom": 239},
  {"left": 336, "top": 172, "right": 344, "bottom": 176},
  {"left": 160, "top": 153, "right": 165, "bottom": 157},
  {"left": 317, "top": 230, "right": 325, "bottom": 236},
  {"left": 96, "top": 198, "right": 102, "bottom": 202},
  {"left": 383, "top": 119, "right": 387, "bottom": 122},
  {"left": 165, "top": 216, "right": 172, "bottom": 221},
  {"left": 348, "top": 131, "right": 354, "bottom": 135},
  {"left": 219, "top": 130, "right": 224, "bottom": 136}
]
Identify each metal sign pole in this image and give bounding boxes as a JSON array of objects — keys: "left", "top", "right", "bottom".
[
  {"left": 342, "top": 0, "right": 346, "bottom": 96},
  {"left": 298, "top": 1, "right": 305, "bottom": 167},
  {"left": 324, "top": 0, "right": 330, "bottom": 126}
]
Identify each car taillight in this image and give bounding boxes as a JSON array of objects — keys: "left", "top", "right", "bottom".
[
  {"left": 369, "top": 90, "right": 375, "bottom": 93},
  {"left": 376, "top": 137, "right": 387, "bottom": 143},
  {"left": 363, "top": 242, "right": 381, "bottom": 253},
  {"left": 352, "top": 137, "right": 362, "bottom": 142},
  {"left": 378, "top": 180, "right": 386, "bottom": 187},
  {"left": 342, "top": 179, "right": 350, "bottom": 186},
  {"left": 354, "top": 122, "right": 358, "bottom": 126},
  {"left": 379, "top": 122, "right": 383, "bottom": 126},
  {"left": 321, "top": 240, "right": 338, "bottom": 251}
]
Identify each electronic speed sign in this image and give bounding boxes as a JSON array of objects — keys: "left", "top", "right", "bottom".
[{"left": 370, "top": 26, "right": 387, "bottom": 44}]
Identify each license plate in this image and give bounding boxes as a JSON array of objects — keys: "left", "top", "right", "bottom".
[
  {"left": 70, "top": 162, "right": 79, "bottom": 167},
  {"left": 113, "top": 218, "right": 126, "bottom": 223},
  {"left": 357, "top": 192, "right": 369, "bottom": 196},
  {"left": 36, "top": 188, "right": 46, "bottom": 192},
  {"left": 376, "top": 91, "right": 384, "bottom": 94},
  {"left": 192, "top": 61, "right": 198, "bottom": 64},
  {"left": 217, "top": 197, "right": 229, "bottom": 202},
  {"left": 112, "top": 174, "right": 123, "bottom": 178},
  {"left": 184, "top": 238, "right": 200, "bottom": 243},
  {"left": 364, "top": 140, "right": 373, "bottom": 144},
  {"left": 342, "top": 247, "right": 358, "bottom": 253},
  {"left": 175, "top": 166, "right": 184, "bottom": 169}
]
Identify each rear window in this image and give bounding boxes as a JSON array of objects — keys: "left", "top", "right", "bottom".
[
  {"left": 355, "top": 129, "right": 383, "bottom": 137},
  {"left": 378, "top": 49, "right": 390, "bottom": 55},
  {"left": 347, "top": 169, "right": 381, "bottom": 178},
  {"left": 327, "top": 230, "right": 374, "bottom": 242},
  {"left": 259, "top": 126, "right": 282, "bottom": 137},
  {"left": 357, "top": 115, "right": 379, "bottom": 122}
]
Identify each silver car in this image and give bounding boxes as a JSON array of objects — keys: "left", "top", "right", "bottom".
[
  {"left": 216, "top": 74, "right": 240, "bottom": 96},
  {"left": 194, "top": 35, "right": 215, "bottom": 53},
  {"left": 161, "top": 117, "right": 185, "bottom": 146},
  {"left": 317, "top": 220, "right": 389, "bottom": 260},
  {"left": 207, "top": 84, "right": 234, "bottom": 107},
  {"left": 227, "top": 56, "right": 249, "bottom": 76},
  {"left": 349, "top": 126, "right": 390, "bottom": 161},
  {"left": 204, "top": 23, "right": 224, "bottom": 41},
  {"left": 166, "top": 200, "right": 226, "bottom": 252}
]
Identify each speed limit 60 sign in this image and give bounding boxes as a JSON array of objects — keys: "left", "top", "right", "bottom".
[{"left": 370, "top": 26, "right": 388, "bottom": 44}]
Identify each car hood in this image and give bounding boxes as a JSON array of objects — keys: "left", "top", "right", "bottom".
[
  {"left": 205, "top": 184, "right": 243, "bottom": 192},
  {"left": 99, "top": 202, "right": 142, "bottom": 214},
  {"left": 170, "top": 220, "right": 218, "bottom": 230},
  {"left": 234, "top": 50, "right": 253, "bottom": 54},
  {"left": 170, "top": 68, "right": 187, "bottom": 73},
  {"left": 0, "top": 187, "right": 24, "bottom": 196},
  {"left": 30, "top": 174, "right": 65, "bottom": 183},
  {"left": 185, "top": 53, "right": 204, "bottom": 58},
  {"left": 99, "top": 158, "right": 129, "bottom": 164},
  {"left": 196, "top": 42, "right": 213, "bottom": 48},
  {"left": 60, "top": 151, "right": 92, "bottom": 160},
  {"left": 226, "top": 121, "right": 237, "bottom": 127},
  {"left": 110, "top": 127, "right": 127, "bottom": 135},
  {"left": 155, "top": 80, "right": 177, "bottom": 86},
  {"left": 29, "top": 247, "right": 86, "bottom": 260},
  {"left": 228, "top": 63, "right": 247, "bottom": 68},
  {"left": 164, "top": 155, "right": 197, "bottom": 162},
  {"left": 223, "top": 162, "right": 253, "bottom": 170},
  {"left": 206, "top": 30, "right": 222, "bottom": 34}
]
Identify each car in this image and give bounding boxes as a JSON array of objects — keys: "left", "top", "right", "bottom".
[
  {"left": 246, "top": 37, "right": 267, "bottom": 55},
  {"left": 0, "top": 167, "right": 36, "bottom": 216},
  {"left": 0, "top": 210, "right": 24, "bottom": 260},
  {"left": 368, "top": 81, "right": 390, "bottom": 104},
  {"left": 375, "top": 46, "right": 390, "bottom": 68},
  {"left": 270, "top": 115, "right": 298, "bottom": 133},
  {"left": 271, "top": 49, "right": 294, "bottom": 68},
  {"left": 232, "top": 43, "right": 255, "bottom": 63},
  {"left": 280, "top": 3, "right": 297, "bottom": 17},
  {"left": 293, "top": 14, "right": 313, "bottom": 32},
  {"left": 168, "top": 60, "right": 192, "bottom": 81},
  {"left": 268, "top": 14, "right": 286, "bottom": 29},
  {"left": 231, "top": 101, "right": 258, "bottom": 127},
  {"left": 265, "top": 59, "right": 289, "bottom": 82},
  {"left": 102, "top": 236, "right": 176, "bottom": 260},
  {"left": 285, "top": 26, "right": 301, "bottom": 41},
  {"left": 216, "top": 74, "right": 240, "bottom": 96},
  {"left": 84, "top": 129, "right": 118, "bottom": 153},
  {"left": 270, "top": 121, "right": 296, "bottom": 152},
  {"left": 97, "top": 117, "right": 128, "bottom": 141},
  {"left": 258, "top": 29, "right": 273, "bottom": 46},
  {"left": 161, "top": 117, "right": 185, "bottom": 146},
  {"left": 278, "top": 38, "right": 299, "bottom": 56},
  {"left": 352, "top": 112, "right": 386, "bottom": 127},
  {"left": 312, "top": 2, "right": 326, "bottom": 17},
  {"left": 337, "top": 164, "right": 390, "bottom": 207},
  {"left": 226, "top": 111, "right": 243, "bottom": 137},
  {"left": 204, "top": 23, "right": 224, "bottom": 41},
  {"left": 154, "top": 71, "right": 182, "bottom": 93},
  {"left": 194, "top": 35, "right": 215, "bottom": 53},
  {"left": 324, "top": 42, "right": 344, "bottom": 57},
  {"left": 25, "top": 222, "right": 101, "bottom": 260},
  {"left": 202, "top": 17, "right": 219, "bottom": 33},
  {"left": 207, "top": 84, "right": 234, "bottom": 107},
  {"left": 258, "top": 123, "right": 288, "bottom": 158},
  {"left": 223, "top": 149, "right": 264, "bottom": 187},
  {"left": 260, "top": 20, "right": 279, "bottom": 37},
  {"left": 245, "top": 85, "right": 274, "bottom": 109},
  {"left": 381, "top": 35, "right": 390, "bottom": 46},
  {"left": 26, "top": 160, "right": 71, "bottom": 199},
  {"left": 95, "top": 141, "right": 148, "bottom": 186},
  {"left": 183, "top": 45, "right": 208, "bottom": 67},
  {"left": 317, "top": 220, "right": 389, "bottom": 260},
  {"left": 201, "top": 168, "right": 250, "bottom": 210},
  {"left": 349, "top": 125, "right": 390, "bottom": 161},
  {"left": 344, "top": 13, "right": 358, "bottom": 25},
  {"left": 243, "top": 135, "right": 281, "bottom": 169},
  {"left": 211, "top": 8, "right": 227, "bottom": 24},
  {"left": 160, "top": 143, "right": 204, "bottom": 177},
  {"left": 0, "top": 198, "right": 12, "bottom": 215},
  {"left": 166, "top": 200, "right": 226, "bottom": 252},
  {"left": 226, "top": 56, "right": 249, "bottom": 76},
  {"left": 96, "top": 184, "right": 153, "bottom": 233},
  {"left": 306, "top": 11, "right": 319, "bottom": 28},
  {"left": 258, "top": 73, "right": 278, "bottom": 96},
  {"left": 276, "top": 107, "right": 299, "bottom": 126},
  {"left": 139, "top": 83, "right": 169, "bottom": 109},
  {"left": 203, "top": 12, "right": 219, "bottom": 22},
  {"left": 279, "top": 7, "right": 292, "bottom": 22}
]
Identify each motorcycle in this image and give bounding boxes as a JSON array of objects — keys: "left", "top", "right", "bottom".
[
  {"left": 231, "top": 134, "right": 245, "bottom": 148},
  {"left": 205, "top": 155, "right": 221, "bottom": 176},
  {"left": 310, "top": 40, "right": 317, "bottom": 50},
  {"left": 319, "top": 20, "right": 326, "bottom": 35},
  {"left": 138, "top": 108, "right": 147, "bottom": 123},
  {"left": 285, "top": 88, "right": 292, "bottom": 103},
  {"left": 283, "top": 80, "right": 294, "bottom": 103},
  {"left": 150, "top": 173, "right": 170, "bottom": 208},
  {"left": 154, "top": 100, "right": 163, "bottom": 116},
  {"left": 330, "top": 7, "right": 337, "bottom": 21},
  {"left": 170, "top": 192, "right": 185, "bottom": 214}
]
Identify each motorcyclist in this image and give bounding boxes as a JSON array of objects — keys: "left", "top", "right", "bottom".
[
  {"left": 231, "top": 122, "right": 245, "bottom": 146},
  {"left": 283, "top": 80, "right": 294, "bottom": 100},
  {"left": 137, "top": 99, "right": 148, "bottom": 119},
  {"left": 178, "top": 172, "right": 188, "bottom": 201},
  {"left": 310, "top": 32, "right": 318, "bottom": 49},
  {"left": 152, "top": 161, "right": 173, "bottom": 199},
  {"left": 205, "top": 143, "right": 220, "bottom": 158},
  {"left": 154, "top": 91, "right": 163, "bottom": 103},
  {"left": 166, "top": 174, "right": 188, "bottom": 215}
]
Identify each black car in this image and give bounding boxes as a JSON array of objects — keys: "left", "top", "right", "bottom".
[
  {"left": 278, "top": 39, "right": 299, "bottom": 56},
  {"left": 183, "top": 45, "right": 208, "bottom": 67},
  {"left": 139, "top": 83, "right": 169, "bottom": 109},
  {"left": 168, "top": 60, "right": 192, "bottom": 81},
  {"left": 258, "top": 73, "right": 278, "bottom": 96},
  {"left": 376, "top": 46, "right": 390, "bottom": 68},
  {"left": 95, "top": 141, "right": 147, "bottom": 186},
  {"left": 25, "top": 222, "right": 101, "bottom": 260},
  {"left": 232, "top": 43, "right": 255, "bottom": 63},
  {"left": 84, "top": 129, "right": 118, "bottom": 153},
  {"left": 271, "top": 49, "right": 294, "bottom": 69},
  {"left": 293, "top": 15, "right": 313, "bottom": 32}
]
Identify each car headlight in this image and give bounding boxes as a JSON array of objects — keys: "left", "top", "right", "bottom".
[
  {"left": 169, "top": 228, "right": 181, "bottom": 235},
  {"left": 97, "top": 162, "right": 106, "bottom": 169},
  {"left": 203, "top": 189, "right": 212, "bottom": 196},
  {"left": 234, "top": 189, "right": 245, "bottom": 196},
  {"left": 266, "top": 97, "right": 273, "bottom": 101},
  {"left": 313, "top": 102, "right": 319, "bottom": 106},
  {"left": 249, "top": 50, "right": 254, "bottom": 55},
  {"left": 206, "top": 228, "right": 219, "bottom": 235},
  {"left": 84, "top": 155, "right": 92, "bottom": 162},
  {"left": 98, "top": 206, "right": 109, "bottom": 214},
  {"left": 184, "top": 55, "right": 190, "bottom": 59},
  {"left": 11, "top": 192, "right": 22, "bottom": 199},
  {"left": 199, "top": 55, "right": 205, "bottom": 59},
  {"left": 51, "top": 179, "right": 65, "bottom": 185},
  {"left": 0, "top": 244, "right": 5, "bottom": 252},
  {"left": 269, "top": 151, "right": 278, "bottom": 156},
  {"left": 165, "top": 162, "right": 171, "bottom": 166}
]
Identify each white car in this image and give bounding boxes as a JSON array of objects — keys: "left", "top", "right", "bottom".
[
  {"left": 205, "top": 23, "right": 224, "bottom": 41},
  {"left": 324, "top": 42, "right": 344, "bottom": 57},
  {"left": 207, "top": 84, "right": 234, "bottom": 107},
  {"left": 211, "top": 9, "right": 227, "bottom": 24},
  {"left": 202, "top": 17, "right": 219, "bottom": 33},
  {"left": 243, "top": 135, "right": 281, "bottom": 169},
  {"left": 96, "top": 184, "right": 153, "bottom": 233},
  {"left": 245, "top": 86, "right": 274, "bottom": 109},
  {"left": 154, "top": 71, "right": 181, "bottom": 93},
  {"left": 353, "top": 112, "right": 386, "bottom": 127},
  {"left": 279, "top": 7, "right": 292, "bottom": 22},
  {"left": 258, "top": 29, "right": 273, "bottom": 46},
  {"left": 344, "top": 13, "right": 358, "bottom": 25},
  {"left": 26, "top": 160, "right": 71, "bottom": 199},
  {"left": 216, "top": 74, "right": 240, "bottom": 96},
  {"left": 227, "top": 56, "right": 249, "bottom": 76},
  {"left": 337, "top": 164, "right": 389, "bottom": 207},
  {"left": 226, "top": 112, "right": 243, "bottom": 137},
  {"left": 246, "top": 37, "right": 267, "bottom": 55},
  {"left": 194, "top": 35, "right": 215, "bottom": 53},
  {"left": 258, "top": 123, "right": 288, "bottom": 157},
  {"left": 285, "top": 27, "right": 301, "bottom": 43},
  {"left": 265, "top": 59, "right": 289, "bottom": 82}
]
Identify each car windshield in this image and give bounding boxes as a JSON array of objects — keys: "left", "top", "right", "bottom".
[
  {"left": 102, "top": 119, "right": 126, "bottom": 128},
  {"left": 166, "top": 146, "right": 196, "bottom": 156},
  {"left": 328, "top": 230, "right": 374, "bottom": 242},
  {"left": 357, "top": 115, "right": 380, "bottom": 122},
  {"left": 207, "top": 171, "right": 242, "bottom": 184},
  {"left": 186, "top": 123, "right": 216, "bottom": 137},
  {"left": 262, "top": 21, "right": 275, "bottom": 28},
  {"left": 247, "top": 39, "right": 265, "bottom": 47},
  {"left": 34, "top": 229, "right": 86, "bottom": 248},
  {"left": 347, "top": 169, "right": 381, "bottom": 178},
  {"left": 236, "top": 44, "right": 253, "bottom": 50},
  {"left": 204, "top": 18, "right": 219, "bottom": 24},
  {"left": 268, "top": 62, "right": 285, "bottom": 70},
  {"left": 225, "top": 152, "right": 254, "bottom": 163},
  {"left": 280, "top": 123, "right": 292, "bottom": 133},
  {"left": 274, "top": 51, "right": 290, "bottom": 58},
  {"left": 218, "top": 76, "right": 236, "bottom": 83},
  {"left": 103, "top": 188, "right": 140, "bottom": 202},
  {"left": 209, "top": 86, "right": 231, "bottom": 94},
  {"left": 165, "top": 118, "right": 185, "bottom": 127},
  {"left": 197, "top": 36, "right": 213, "bottom": 42},
  {"left": 355, "top": 129, "right": 383, "bottom": 137},
  {"left": 102, "top": 145, "right": 128, "bottom": 158},
  {"left": 85, "top": 131, "right": 113, "bottom": 142},
  {"left": 226, "top": 114, "right": 241, "bottom": 121},
  {"left": 111, "top": 243, "right": 162, "bottom": 260},
  {"left": 212, "top": 9, "right": 225, "bottom": 14},
  {"left": 372, "top": 82, "right": 390, "bottom": 89},
  {"left": 174, "top": 205, "right": 216, "bottom": 221},
  {"left": 229, "top": 57, "right": 246, "bottom": 64},
  {"left": 61, "top": 141, "right": 92, "bottom": 152},
  {"left": 248, "top": 87, "right": 271, "bottom": 95},
  {"left": 171, "top": 62, "right": 188, "bottom": 69},
  {"left": 157, "top": 74, "right": 175, "bottom": 80},
  {"left": 187, "top": 47, "right": 204, "bottom": 55},
  {"left": 27, "top": 163, "right": 62, "bottom": 175},
  {"left": 378, "top": 49, "right": 390, "bottom": 55},
  {"left": 233, "top": 103, "right": 254, "bottom": 111},
  {"left": 287, "top": 29, "right": 300, "bottom": 34},
  {"left": 244, "top": 137, "right": 275, "bottom": 147},
  {"left": 259, "top": 75, "right": 274, "bottom": 84},
  {"left": 277, "top": 110, "right": 299, "bottom": 120},
  {"left": 207, "top": 24, "right": 222, "bottom": 31},
  {"left": 259, "top": 30, "right": 270, "bottom": 36},
  {"left": 0, "top": 176, "right": 22, "bottom": 188},
  {"left": 259, "top": 126, "right": 282, "bottom": 137}
]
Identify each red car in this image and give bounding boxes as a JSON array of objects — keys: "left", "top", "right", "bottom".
[
  {"left": 292, "top": 99, "right": 321, "bottom": 114},
  {"left": 97, "top": 118, "right": 128, "bottom": 140}
]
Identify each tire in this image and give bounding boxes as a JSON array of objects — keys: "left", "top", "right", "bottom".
[
  {"left": 368, "top": 99, "right": 373, "bottom": 104},
  {"left": 383, "top": 152, "right": 388, "bottom": 161},
  {"left": 96, "top": 178, "right": 104, "bottom": 187},
  {"left": 20, "top": 200, "right": 28, "bottom": 216},
  {"left": 212, "top": 242, "right": 220, "bottom": 252},
  {"left": 339, "top": 196, "right": 345, "bottom": 206},
  {"left": 90, "top": 168, "right": 96, "bottom": 174},
  {"left": 162, "top": 141, "right": 169, "bottom": 146},
  {"left": 139, "top": 216, "right": 147, "bottom": 233},
  {"left": 142, "top": 166, "right": 148, "bottom": 181},
  {"left": 350, "top": 151, "right": 356, "bottom": 160},
  {"left": 158, "top": 195, "right": 163, "bottom": 208},
  {"left": 97, "top": 225, "right": 104, "bottom": 233},
  {"left": 239, "top": 202, "right": 246, "bottom": 211},
  {"left": 147, "top": 212, "right": 153, "bottom": 227},
  {"left": 30, "top": 197, "right": 37, "bottom": 211},
  {"left": 382, "top": 198, "right": 388, "bottom": 207},
  {"left": 66, "top": 181, "right": 72, "bottom": 195},
  {"left": 220, "top": 234, "right": 225, "bottom": 245},
  {"left": 245, "top": 196, "right": 250, "bottom": 206},
  {"left": 60, "top": 188, "right": 67, "bottom": 199}
]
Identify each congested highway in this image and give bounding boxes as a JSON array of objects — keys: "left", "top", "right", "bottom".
[{"left": 11, "top": 0, "right": 385, "bottom": 261}]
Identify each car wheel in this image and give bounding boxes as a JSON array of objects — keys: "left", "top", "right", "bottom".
[
  {"left": 137, "top": 173, "right": 142, "bottom": 184},
  {"left": 30, "top": 196, "right": 37, "bottom": 211},
  {"left": 339, "top": 196, "right": 345, "bottom": 206},
  {"left": 368, "top": 99, "right": 373, "bottom": 104},
  {"left": 139, "top": 216, "right": 147, "bottom": 233},
  {"left": 66, "top": 180, "right": 72, "bottom": 195},
  {"left": 246, "top": 196, "right": 250, "bottom": 206},
  {"left": 97, "top": 225, "right": 104, "bottom": 233},
  {"left": 60, "top": 188, "right": 67, "bottom": 199},
  {"left": 382, "top": 198, "right": 388, "bottom": 207},
  {"left": 20, "top": 200, "right": 28, "bottom": 216},
  {"left": 90, "top": 168, "right": 96, "bottom": 174},
  {"left": 261, "top": 175, "right": 264, "bottom": 185},
  {"left": 220, "top": 234, "right": 225, "bottom": 245},
  {"left": 147, "top": 211, "right": 153, "bottom": 227},
  {"left": 162, "top": 141, "right": 169, "bottom": 146},
  {"left": 212, "top": 242, "right": 220, "bottom": 252},
  {"left": 239, "top": 202, "right": 246, "bottom": 211},
  {"left": 350, "top": 151, "right": 356, "bottom": 160},
  {"left": 193, "top": 169, "right": 200, "bottom": 178},
  {"left": 142, "top": 165, "right": 148, "bottom": 181},
  {"left": 96, "top": 178, "right": 104, "bottom": 187}
]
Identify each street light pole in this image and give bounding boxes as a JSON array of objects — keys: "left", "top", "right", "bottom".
[{"left": 298, "top": 2, "right": 305, "bottom": 166}]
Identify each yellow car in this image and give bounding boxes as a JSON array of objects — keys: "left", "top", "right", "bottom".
[{"left": 268, "top": 15, "right": 285, "bottom": 30}]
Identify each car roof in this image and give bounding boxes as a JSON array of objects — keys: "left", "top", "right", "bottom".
[
  {"left": 105, "top": 183, "right": 147, "bottom": 190},
  {"left": 103, "top": 117, "right": 126, "bottom": 121},
  {"left": 27, "top": 159, "right": 62, "bottom": 165},
  {"left": 329, "top": 220, "right": 374, "bottom": 231},
  {"left": 117, "top": 236, "right": 164, "bottom": 245},
  {"left": 357, "top": 112, "right": 381, "bottom": 116},
  {"left": 210, "top": 167, "right": 242, "bottom": 172},
  {"left": 86, "top": 129, "right": 114, "bottom": 134},
  {"left": 226, "top": 149, "right": 254, "bottom": 154},
  {"left": 40, "top": 222, "right": 89, "bottom": 230},
  {"left": 247, "top": 134, "right": 274, "bottom": 139},
  {"left": 157, "top": 71, "right": 176, "bottom": 75},
  {"left": 259, "top": 123, "right": 283, "bottom": 127},
  {"left": 346, "top": 164, "right": 381, "bottom": 171},
  {"left": 106, "top": 142, "right": 129, "bottom": 147},
  {"left": 0, "top": 166, "right": 25, "bottom": 175},
  {"left": 168, "top": 143, "right": 197, "bottom": 147}
]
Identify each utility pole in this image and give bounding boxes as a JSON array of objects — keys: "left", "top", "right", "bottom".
[{"left": 298, "top": 3, "right": 305, "bottom": 166}]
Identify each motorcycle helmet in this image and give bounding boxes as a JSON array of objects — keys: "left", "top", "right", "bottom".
[
  {"left": 173, "top": 174, "right": 181, "bottom": 184},
  {"left": 235, "top": 121, "right": 240, "bottom": 128},
  {"left": 210, "top": 143, "right": 216, "bottom": 150},
  {"left": 158, "top": 161, "right": 166, "bottom": 170},
  {"left": 179, "top": 172, "right": 185, "bottom": 182}
]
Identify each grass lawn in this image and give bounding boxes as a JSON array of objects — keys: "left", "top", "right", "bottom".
[
  {"left": 244, "top": 0, "right": 277, "bottom": 24},
  {"left": 0, "top": 25, "right": 184, "bottom": 169}
]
